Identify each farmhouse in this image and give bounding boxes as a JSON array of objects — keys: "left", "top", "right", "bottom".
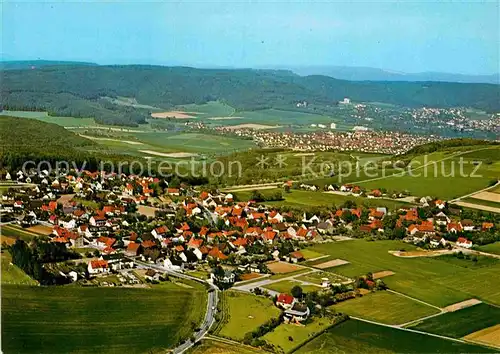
[
  {"left": 456, "top": 237, "right": 473, "bottom": 249},
  {"left": 284, "top": 303, "right": 310, "bottom": 323},
  {"left": 88, "top": 259, "right": 109, "bottom": 275},
  {"left": 276, "top": 293, "right": 295, "bottom": 309}
]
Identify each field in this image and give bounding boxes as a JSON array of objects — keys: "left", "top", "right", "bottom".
[
  {"left": 460, "top": 197, "right": 500, "bottom": 210},
  {"left": 409, "top": 303, "right": 500, "bottom": 338},
  {"left": 1, "top": 283, "right": 207, "bottom": 353},
  {"left": 189, "top": 339, "right": 265, "bottom": 354},
  {"left": 1, "top": 253, "right": 38, "bottom": 285},
  {"left": 295, "top": 319, "right": 496, "bottom": 353},
  {"left": 313, "top": 259, "right": 350, "bottom": 269},
  {"left": 263, "top": 280, "right": 321, "bottom": 294},
  {"left": 333, "top": 291, "right": 439, "bottom": 325},
  {"left": 217, "top": 291, "right": 281, "bottom": 341},
  {"left": 26, "top": 225, "right": 53, "bottom": 235},
  {"left": 298, "top": 249, "right": 325, "bottom": 260},
  {"left": 296, "top": 271, "right": 351, "bottom": 286},
  {"left": 262, "top": 316, "right": 337, "bottom": 353},
  {"left": 464, "top": 324, "right": 500, "bottom": 349},
  {"left": 307, "top": 240, "right": 500, "bottom": 307},
  {"left": 266, "top": 261, "right": 304, "bottom": 274},
  {"left": 479, "top": 242, "right": 500, "bottom": 255},
  {"left": 1, "top": 225, "right": 44, "bottom": 242}
]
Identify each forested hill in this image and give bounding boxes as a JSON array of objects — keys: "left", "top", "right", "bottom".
[{"left": 2, "top": 65, "right": 499, "bottom": 126}]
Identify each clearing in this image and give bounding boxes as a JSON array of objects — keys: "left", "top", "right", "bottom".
[
  {"left": 295, "top": 319, "right": 495, "bottom": 353},
  {"left": 216, "top": 291, "right": 280, "bottom": 341},
  {"left": 333, "top": 291, "right": 440, "bottom": 325}
]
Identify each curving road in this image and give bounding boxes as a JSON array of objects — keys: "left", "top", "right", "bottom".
[{"left": 133, "top": 259, "right": 218, "bottom": 353}]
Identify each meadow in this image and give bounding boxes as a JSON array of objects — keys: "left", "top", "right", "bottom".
[
  {"left": 1, "top": 253, "right": 38, "bottom": 285},
  {"left": 217, "top": 291, "right": 281, "bottom": 341},
  {"left": 307, "top": 240, "right": 500, "bottom": 307},
  {"left": 409, "top": 303, "right": 500, "bottom": 338},
  {"left": 1, "top": 283, "right": 206, "bottom": 353},
  {"left": 263, "top": 280, "right": 321, "bottom": 294},
  {"left": 262, "top": 316, "right": 337, "bottom": 353},
  {"left": 332, "top": 291, "right": 440, "bottom": 325},
  {"left": 479, "top": 242, "right": 500, "bottom": 255},
  {"left": 295, "top": 319, "right": 495, "bottom": 353}
]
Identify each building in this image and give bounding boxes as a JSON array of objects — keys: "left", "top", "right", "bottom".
[
  {"left": 87, "top": 259, "right": 109, "bottom": 275},
  {"left": 284, "top": 303, "right": 310, "bottom": 322},
  {"left": 456, "top": 237, "right": 473, "bottom": 249},
  {"left": 276, "top": 293, "right": 295, "bottom": 309}
]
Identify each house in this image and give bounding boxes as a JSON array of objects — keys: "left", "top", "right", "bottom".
[
  {"left": 87, "top": 259, "right": 109, "bottom": 275},
  {"left": 90, "top": 215, "right": 106, "bottom": 227},
  {"left": 151, "top": 226, "right": 169, "bottom": 240},
  {"left": 145, "top": 269, "right": 157, "bottom": 281},
  {"left": 461, "top": 220, "right": 475, "bottom": 232},
  {"left": 447, "top": 222, "right": 463, "bottom": 233},
  {"left": 213, "top": 270, "right": 235, "bottom": 284},
  {"left": 408, "top": 221, "right": 435, "bottom": 236},
  {"left": 434, "top": 212, "right": 450, "bottom": 226},
  {"left": 289, "top": 251, "right": 304, "bottom": 263},
  {"left": 284, "top": 303, "right": 310, "bottom": 323},
  {"left": 435, "top": 200, "right": 446, "bottom": 209},
  {"left": 482, "top": 222, "right": 494, "bottom": 231},
  {"left": 276, "top": 293, "right": 295, "bottom": 309},
  {"left": 167, "top": 188, "right": 180, "bottom": 196},
  {"left": 125, "top": 242, "right": 141, "bottom": 257},
  {"left": 429, "top": 235, "right": 447, "bottom": 248},
  {"left": 456, "top": 237, "right": 473, "bottom": 249}
]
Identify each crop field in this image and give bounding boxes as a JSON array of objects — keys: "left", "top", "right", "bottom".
[
  {"left": 1, "top": 225, "right": 44, "bottom": 241},
  {"left": 307, "top": 240, "right": 500, "bottom": 307},
  {"left": 1, "top": 283, "right": 206, "bottom": 353},
  {"left": 190, "top": 339, "right": 265, "bottom": 354},
  {"left": 332, "top": 291, "right": 439, "bottom": 325},
  {"left": 295, "top": 319, "right": 496, "bottom": 353},
  {"left": 266, "top": 261, "right": 304, "bottom": 274},
  {"left": 263, "top": 280, "right": 321, "bottom": 294},
  {"left": 464, "top": 324, "right": 500, "bottom": 349},
  {"left": 298, "top": 249, "right": 325, "bottom": 260},
  {"left": 409, "top": 303, "right": 500, "bottom": 338},
  {"left": 461, "top": 197, "right": 500, "bottom": 209},
  {"left": 262, "top": 316, "right": 337, "bottom": 353},
  {"left": 177, "top": 101, "right": 236, "bottom": 118},
  {"left": 217, "top": 291, "right": 280, "bottom": 341}
]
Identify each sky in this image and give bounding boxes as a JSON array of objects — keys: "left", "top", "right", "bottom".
[{"left": 1, "top": 0, "right": 499, "bottom": 75}]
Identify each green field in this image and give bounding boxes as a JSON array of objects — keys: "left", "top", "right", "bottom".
[
  {"left": 479, "top": 242, "right": 500, "bottom": 255},
  {"left": 298, "top": 249, "right": 325, "bottom": 260},
  {"left": 409, "top": 303, "right": 500, "bottom": 338},
  {"left": 295, "top": 319, "right": 495, "bottom": 353},
  {"left": 263, "top": 316, "right": 337, "bottom": 353},
  {"left": 0, "top": 110, "right": 98, "bottom": 127},
  {"left": 189, "top": 339, "right": 265, "bottom": 354},
  {"left": 1, "top": 253, "right": 38, "bottom": 285},
  {"left": 295, "top": 271, "right": 350, "bottom": 286},
  {"left": 461, "top": 197, "right": 500, "bottom": 209},
  {"left": 333, "top": 291, "right": 439, "bottom": 325},
  {"left": 1, "top": 225, "right": 42, "bottom": 242},
  {"left": 177, "top": 101, "right": 236, "bottom": 118},
  {"left": 308, "top": 240, "right": 500, "bottom": 307},
  {"left": 217, "top": 291, "right": 281, "bottom": 341},
  {"left": 2, "top": 283, "right": 206, "bottom": 353},
  {"left": 263, "top": 280, "right": 322, "bottom": 294}
]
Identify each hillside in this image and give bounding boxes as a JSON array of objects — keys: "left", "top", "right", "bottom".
[{"left": 2, "top": 65, "right": 499, "bottom": 126}]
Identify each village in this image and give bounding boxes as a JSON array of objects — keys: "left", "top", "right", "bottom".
[{"left": 1, "top": 167, "right": 498, "bottom": 329}]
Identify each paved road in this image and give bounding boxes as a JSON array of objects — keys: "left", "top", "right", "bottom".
[
  {"left": 233, "top": 267, "right": 320, "bottom": 293},
  {"left": 133, "top": 259, "right": 218, "bottom": 354}
]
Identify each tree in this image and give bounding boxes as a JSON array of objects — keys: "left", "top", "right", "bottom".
[{"left": 291, "top": 285, "right": 303, "bottom": 299}]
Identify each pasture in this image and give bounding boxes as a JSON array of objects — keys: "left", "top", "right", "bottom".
[
  {"left": 263, "top": 280, "right": 321, "bottom": 294},
  {"left": 1, "top": 283, "right": 207, "bottom": 353},
  {"left": 332, "top": 291, "right": 440, "bottom": 325},
  {"left": 409, "top": 303, "right": 500, "bottom": 338},
  {"left": 217, "top": 291, "right": 280, "bottom": 341},
  {"left": 307, "top": 240, "right": 500, "bottom": 307},
  {"left": 295, "top": 319, "right": 495, "bottom": 353},
  {"left": 262, "top": 316, "right": 337, "bottom": 353}
]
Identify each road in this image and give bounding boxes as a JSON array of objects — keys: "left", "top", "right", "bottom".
[{"left": 133, "top": 259, "right": 218, "bottom": 354}]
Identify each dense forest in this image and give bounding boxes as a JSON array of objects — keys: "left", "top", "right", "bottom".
[{"left": 2, "top": 65, "right": 499, "bottom": 126}]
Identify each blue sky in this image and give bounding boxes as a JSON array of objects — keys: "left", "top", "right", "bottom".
[{"left": 2, "top": 0, "right": 498, "bottom": 74}]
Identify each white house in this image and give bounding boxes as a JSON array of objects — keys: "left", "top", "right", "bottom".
[
  {"left": 87, "top": 259, "right": 109, "bottom": 275},
  {"left": 456, "top": 237, "right": 473, "bottom": 249}
]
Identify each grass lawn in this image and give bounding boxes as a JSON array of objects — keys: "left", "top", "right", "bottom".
[
  {"left": 1, "top": 283, "right": 206, "bottom": 353},
  {"left": 409, "top": 303, "right": 500, "bottom": 338},
  {"left": 298, "top": 249, "right": 325, "bottom": 260},
  {"left": 1, "top": 253, "right": 38, "bottom": 285},
  {"left": 218, "top": 291, "right": 281, "bottom": 341},
  {"left": 332, "top": 291, "right": 439, "bottom": 325},
  {"left": 295, "top": 319, "right": 496, "bottom": 353},
  {"left": 263, "top": 280, "right": 321, "bottom": 294},
  {"left": 479, "top": 242, "right": 500, "bottom": 255},
  {"left": 263, "top": 316, "right": 337, "bottom": 353},
  {"left": 265, "top": 190, "right": 412, "bottom": 210},
  {"left": 296, "top": 271, "right": 350, "bottom": 286},
  {"left": 308, "top": 240, "right": 500, "bottom": 307},
  {"left": 189, "top": 339, "right": 265, "bottom": 354}
]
